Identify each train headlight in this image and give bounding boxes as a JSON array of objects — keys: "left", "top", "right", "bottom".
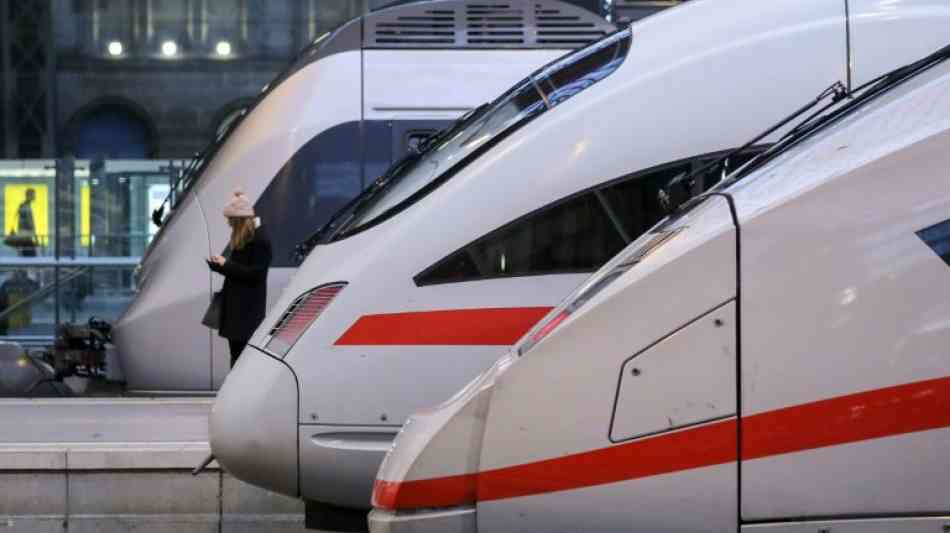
[
  {"left": 264, "top": 282, "right": 347, "bottom": 357},
  {"left": 517, "top": 228, "right": 682, "bottom": 355}
]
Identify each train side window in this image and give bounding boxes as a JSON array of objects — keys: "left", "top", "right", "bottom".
[
  {"left": 599, "top": 162, "right": 692, "bottom": 240},
  {"left": 417, "top": 192, "right": 625, "bottom": 285},
  {"left": 416, "top": 155, "right": 710, "bottom": 286},
  {"left": 420, "top": 249, "right": 481, "bottom": 283},
  {"left": 415, "top": 149, "right": 765, "bottom": 286},
  {"left": 601, "top": 149, "right": 767, "bottom": 240}
]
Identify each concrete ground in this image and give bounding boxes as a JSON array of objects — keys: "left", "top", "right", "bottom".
[{"left": 0, "top": 398, "right": 321, "bottom": 532}]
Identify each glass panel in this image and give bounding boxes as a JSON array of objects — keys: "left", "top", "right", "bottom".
[
  {"left": 416, "top": 155, "right": 720, "bottom": 287},
  {"left": 58, "top": 265, "right": 137, "bottom": 326},
  {"left": 364, "top": 121, "right": 395, "bottom": 188},
  {"left": 419, "top": 193, "right": 624, "bottom": 284},
  {"left": 59, "top": 161, "right": 180, "bottom": 258},
  {"left": 0, "top": 266, "right": 55, "bottom": 339},
  {"left": 0, "top": 158, "right": 183, "bottom": 397},
  {"left": 254, "top": 122, "right": 364, "bottom": 267},
  {"left": 600, "top": 162, "right": 692, "bottom": 240}
]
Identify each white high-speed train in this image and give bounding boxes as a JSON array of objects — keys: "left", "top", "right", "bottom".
[
  {"left": 370, "top": 42, "right": 950, "bottom": 533},
  {"left": 209, "top": 0, "right": 950, "bottom": 525},
  {"left": 111, "top": 0, "right": 613, "bottom": 391}
]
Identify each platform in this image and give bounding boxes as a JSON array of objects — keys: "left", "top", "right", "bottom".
[{"left": 0, "top": 398, "right": 321, "bottom": 532}]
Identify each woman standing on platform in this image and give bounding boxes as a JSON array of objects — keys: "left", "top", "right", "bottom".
[{"left": 207, "top": 190, "right": 272, "bottom": 367}]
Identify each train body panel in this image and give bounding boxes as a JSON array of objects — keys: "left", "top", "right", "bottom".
[
  {"left": 363, "top": 50, "right": 566, "bottom": 121},
  {"left": 214, "top": 0, "right": 950, "bottom": 516},
  {"left": 849, "top": 0, "right": 950, "bottom": 87},
  {"left": 370, "top": 41, "right": 950, "bottom": 533},
  {"left": 116, "top": 49, "right": 363, "bottom": 390},
  {"left": 114, "top": 191, "right": 213, "bottom": 390},
  {"left": 743, "top": 517, "right": 950, "bottom": 533},
  {"left": 731, "top": 73, "right": 950, "bottom": 519},
  {"left": 113, "top": 0, "right": 600, "bottom": 391},
  {"left": 209, "top": 345, "right": 299, "bottom": 497}
]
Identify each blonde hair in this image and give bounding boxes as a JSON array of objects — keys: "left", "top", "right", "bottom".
[{"left": 229, "top": 217, "right": 256, "bottom": 251}]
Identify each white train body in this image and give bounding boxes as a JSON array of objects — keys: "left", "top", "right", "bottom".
[
  {"left": 111, "top": 0, "right": 605, "bottom": 391},
  {"left": 210, "top": 0, "right": 950, "bottom": 518},
  {"left": 371, "top": 43, "right": 950, "bottom": 533}
]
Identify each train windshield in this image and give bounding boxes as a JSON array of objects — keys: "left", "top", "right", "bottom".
[{"left": 330, "top": 27, "right": 632, "bottom": 240}]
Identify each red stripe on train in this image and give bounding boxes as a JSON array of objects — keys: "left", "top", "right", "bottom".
[
  {"left": 334, "top": 307, "right": 553, "bottom": 346},
  {"left": 374, "top": 375, "right": 950, "bottom": 510}
]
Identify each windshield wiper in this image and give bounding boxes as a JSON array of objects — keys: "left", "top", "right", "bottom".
[
  {"left": 660, "top": 42, "right": 950, "bottom": 216},
  {"left": 658, "top": 81, "right": 848, "bottom": 213},
  {"left": 416, "top": 102, "right": 491, "bottom": 155},
  {"left": 729, "top": 42, "right": 950, "bottom": 185}
]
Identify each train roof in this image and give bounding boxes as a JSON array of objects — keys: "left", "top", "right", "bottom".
[
  {"left": 364, "top": 0, "right": 615, "bottom": 49},
  {"left": 304, "top": 0, "right": 616, "bottom": 66}
]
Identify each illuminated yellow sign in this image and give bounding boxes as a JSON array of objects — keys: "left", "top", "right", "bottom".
[
  {"left": 4, "top": 184, "right": 50, "bottom": 249},
  {"left": 81, "top": 183, "right": 90, "bottom": 247}
]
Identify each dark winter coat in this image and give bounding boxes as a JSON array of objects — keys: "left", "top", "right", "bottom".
[{"left": 208, "top": 228, "right": 272, "bottom": 342}]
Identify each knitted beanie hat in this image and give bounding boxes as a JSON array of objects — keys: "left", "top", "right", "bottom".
[{"left": 223, "top": 189, "right": 254, "bottom": 218}]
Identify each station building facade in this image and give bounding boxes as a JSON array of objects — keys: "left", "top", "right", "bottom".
[
  {"left": 2, "top": 0, "right": 680, "bottom": 160},
  {"left": 0, "top": 0, "right": 679, "bottom": 342}
]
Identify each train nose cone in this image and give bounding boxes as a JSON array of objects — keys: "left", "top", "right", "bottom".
[{"left": 210, "top": 346, "right": 299, "bottom": 497}]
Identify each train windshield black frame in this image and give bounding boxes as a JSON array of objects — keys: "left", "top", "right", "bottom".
[{"left": 330, "top": 27, "right": 633, "bottom": 241}]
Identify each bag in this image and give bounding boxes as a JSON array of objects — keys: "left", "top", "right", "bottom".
[
  {"left": 202, "top": 291, "right": 222, "bottom": 330},
  {"left": 4, "top": 231, "right": 36, "bottom": 249}
]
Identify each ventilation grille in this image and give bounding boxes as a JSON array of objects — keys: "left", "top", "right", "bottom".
[
  {"left": 365, "top": 0, "right": 616, "bottom": 49},
  {"left": 467, "top": 4, "right": 527, "bottom": 46},
  {"left": 611, "top": 0, "right": 685, "bottom": 26},
  {"left": 265, "top": 282, "right": 346, "bottom": 357}
]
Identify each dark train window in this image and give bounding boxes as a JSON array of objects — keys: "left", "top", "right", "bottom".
[
  {"left": 254, "top": 122, "right": 364, "bottom": 267},
  {"left": 418, "top": 193, "right": 625, "bottom": 285},
  {"left": 600, "top": 162, "right": 691, "bottom": 240},
  {"left": 415, "top": 149, "right": 765, "bottom": 286}
]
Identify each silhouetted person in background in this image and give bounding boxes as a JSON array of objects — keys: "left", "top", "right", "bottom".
[{"left": 16, "top": 189, "right": 37, "bottom": 257}]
